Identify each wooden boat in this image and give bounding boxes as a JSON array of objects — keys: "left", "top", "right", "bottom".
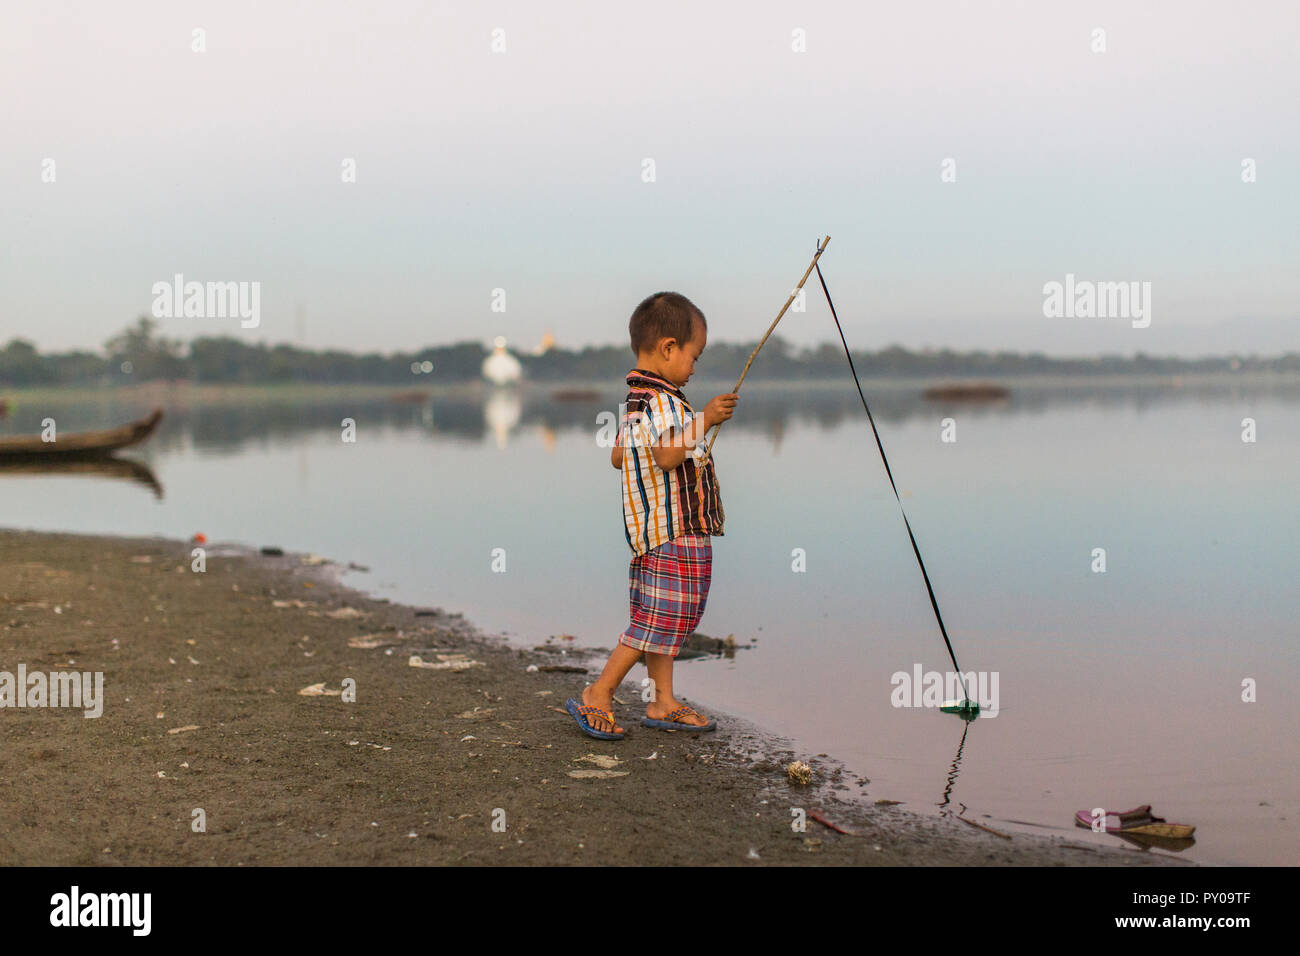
[
  {"left": 922, "top": 382, "right": 1011, "bottom": 401},
  {"left": 552, "top": 388, "right": 601, "bottom": 402},
  {"left": 0, "top": 407, "right": 163, "bottom": 460}
]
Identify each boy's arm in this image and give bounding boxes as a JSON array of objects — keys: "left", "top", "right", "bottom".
[{"left": 651, "top": 413, "right": 709, "bottom": 471}]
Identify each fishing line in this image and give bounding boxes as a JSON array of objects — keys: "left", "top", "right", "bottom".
[{"left": 812, "top": 250, "right": 977, "bottom": 716}]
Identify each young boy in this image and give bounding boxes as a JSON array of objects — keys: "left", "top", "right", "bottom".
[{"left": 566, "top": 292, "right": 738, "bottom": 739}]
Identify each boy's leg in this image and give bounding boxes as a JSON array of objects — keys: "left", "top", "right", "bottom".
[
  {"left": 579, "top": 643, "right": 642, "bottom": 734},
  {"left": 643, "top": 651, "right": 710, "bottom": 726},
  {"left": 642, "top": 535, "right": 711, "bottom": 726}
]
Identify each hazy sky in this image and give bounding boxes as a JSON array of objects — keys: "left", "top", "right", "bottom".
[{"left": 3, "top": 0, "right": 1296, "bottom": 358}]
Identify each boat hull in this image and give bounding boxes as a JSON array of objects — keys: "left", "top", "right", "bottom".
[{"left": 0, "top": 408, "right": 164, "bottom": 460}]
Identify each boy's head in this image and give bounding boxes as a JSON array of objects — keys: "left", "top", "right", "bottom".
[{"left": 629, "top": 292, "right": 707, "bottom": 387}]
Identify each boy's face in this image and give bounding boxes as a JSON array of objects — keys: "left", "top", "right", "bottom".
[{"left": 659, "top": 316, "right": 706, "bottom": 387}]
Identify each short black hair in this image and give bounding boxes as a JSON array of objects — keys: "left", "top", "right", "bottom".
[{"left": 629, "top": 292, "right": 706, "bottom": 356}]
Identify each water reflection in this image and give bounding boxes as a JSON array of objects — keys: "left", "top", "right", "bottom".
[
  {"left": 0, "top": 457, "right": 163, "bottom": 498},
  {"left": 484, "top": 389, "right": 521, "bottom": 449},
  {"left": 937, "top": 718, "right": 973, "bottom": 816},
  {"left": 5, "top": 376, "right": 1293, "bottom": 456}
]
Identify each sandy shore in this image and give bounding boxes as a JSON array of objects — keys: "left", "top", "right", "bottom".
[{"left": 0, "top": 529, "right": 1194, "bottom": 866}]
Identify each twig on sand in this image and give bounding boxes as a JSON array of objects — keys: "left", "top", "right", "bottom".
[
  {"left": 958, "top": 816, "right": 1012, "bottom": 839},
  {"left": 808, "top": 809, "right": 853, "bottom": 835}
]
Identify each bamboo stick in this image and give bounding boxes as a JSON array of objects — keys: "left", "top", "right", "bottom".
[{"left": 698, "top": 236, "right": 831, "bottom": 463}]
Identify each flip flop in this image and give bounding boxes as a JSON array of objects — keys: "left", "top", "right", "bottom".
[
  {"left": 642, "top": 704, "right": 716, "bottom": 732},
  {"left": 565, "top": 698, "right": 625, "bottom": 740}
]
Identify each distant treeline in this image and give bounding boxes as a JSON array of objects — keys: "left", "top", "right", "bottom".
[{"left": 2, "top": 317, "right": 1297, "bottom": 387}]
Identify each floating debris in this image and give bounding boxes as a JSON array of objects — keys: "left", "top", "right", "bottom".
[
  {"left": 273, "top": 599, "right": 313, "bottom": 609},
  {"left": 677, "top": 630, "right": 754, "bottom": 660},
  {"left": 167, "top": 725, "right": 200, "bottom": 735}
]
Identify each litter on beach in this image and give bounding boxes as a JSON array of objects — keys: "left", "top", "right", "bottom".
[
  {"left": 1074, "top": 805, "right": 1195, "bottom": 839},
  {"left": 566, "top": 768, "right": 629, "bottom": 779},
  {"left": 298, "top": 683, "right": 342, "bottom": 696},
  {"left": 325, "top": 607, "right": 367, "bottom": 619},
  {"left": 575, "top": 754, "right": 621, "bottom": 769},
  {"left": 807, "top": 809, "right": 853, "bottom": 835},
  {"left": 409, "top": 654, "right": 484, "bottom": 671},
  {"left": 348, "top": 635, "right": 398, "bottom": 649},
  {"left": 786, "top": 761, "right": 814, "bottom": 785}
]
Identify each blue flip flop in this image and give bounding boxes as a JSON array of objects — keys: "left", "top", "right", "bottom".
[
  {"left": 642, "top": 704, "right": 716, "bottom": 732},
  {"left": 565, "top": 698, "right": 625, "bottom": 740}
]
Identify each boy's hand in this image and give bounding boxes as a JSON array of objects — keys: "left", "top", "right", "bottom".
[{"left": 701, "top": 393, "right": 739, "bottom": 429}]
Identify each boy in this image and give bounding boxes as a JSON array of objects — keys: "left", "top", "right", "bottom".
[{"left": 566, "top": 292, "right": 738, "bottom": 739}]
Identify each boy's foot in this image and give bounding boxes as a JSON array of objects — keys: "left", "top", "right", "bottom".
[
  {"left": 579, "top": 685, "right": 625, "bottom": 735},
  {"left": 644, "top": 697, "right": 715, "bottom": 730}
]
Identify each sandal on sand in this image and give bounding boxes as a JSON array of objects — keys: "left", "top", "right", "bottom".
[
  {"left": 642, "top": 704, "right": 716, "bottom": 732},
  {"left": 565, "top": 698, "right": 625, "bottom": 740}
]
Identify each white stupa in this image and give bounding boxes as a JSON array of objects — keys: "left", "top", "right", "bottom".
[{"left": 482, "top": 335, "right": 522, "bottom": 386}]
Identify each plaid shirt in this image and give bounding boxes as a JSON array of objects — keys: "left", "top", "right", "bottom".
[{"left": 617, "top": 368, "right": 725, "bottom": 556}]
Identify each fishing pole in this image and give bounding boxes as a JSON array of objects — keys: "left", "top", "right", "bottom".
[
  {"left": 811, "top": 245, "right": 978, "bottom": 717},
  {"left": 697, "top": 236, "right": 831, "bottom": 462},
  {"left": 702, "top": 237, "right": 978, "bottom": 717}
]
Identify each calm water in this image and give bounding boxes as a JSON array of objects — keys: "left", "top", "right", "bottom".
[{"left": 2, "top": 377, "right": 1297, "bottom": 865}]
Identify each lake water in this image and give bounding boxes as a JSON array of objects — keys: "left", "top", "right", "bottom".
[{"left": 2, "top": 376, "right": 1296, "bottom": 865}]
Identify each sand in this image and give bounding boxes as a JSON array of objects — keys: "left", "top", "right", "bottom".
[{"left": 0, "top": 529, "right": 1194, "bottom": 867}]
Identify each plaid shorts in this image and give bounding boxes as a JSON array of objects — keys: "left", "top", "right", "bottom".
[{"left": 619, "top": 534, "right": 712, "bottom": 657}]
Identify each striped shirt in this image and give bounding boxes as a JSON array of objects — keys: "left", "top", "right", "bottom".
[{"left": 617, "top": 368, "right": 726, "bottom": 556}]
